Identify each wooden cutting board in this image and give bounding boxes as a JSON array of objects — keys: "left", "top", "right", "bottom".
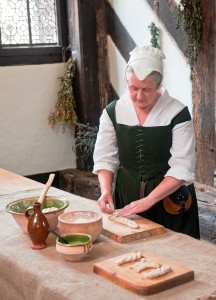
[
  {"left": 101, "top": 214, "right": 165, "bottom": 243},
  {"left": 93, "top": 250, "right": 194, "bottom": 295}
]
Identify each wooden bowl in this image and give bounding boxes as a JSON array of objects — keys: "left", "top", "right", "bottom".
[
  {"left": 56, "top": 233, "right": 92, "bottom": 262},
  {"left": 6, "top": 196, "right": 69, "bottom": 234},
  {"left": 58, "top": 211, "right": 102, "bottom": 242}
]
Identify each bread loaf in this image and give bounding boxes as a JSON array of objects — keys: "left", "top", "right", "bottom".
[
  {"left": 108, "top": 214, "right": 139, "bottom": 229},
  {"left": 143, "top": 265, "right": 172, "bottom": 279},
  {"left": 117, "top": 251, "right": 144, "bottom": 265}
]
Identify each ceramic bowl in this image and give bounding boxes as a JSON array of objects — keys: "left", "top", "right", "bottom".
[
  {"left": 6, "top": 196, "right": 69, "bottom": 234},
  {"left": 58, "top": 211, "right": 102, "bottom": 242},
  {"left": 56, "top": 233, "right": 92, "bottom": 262}
]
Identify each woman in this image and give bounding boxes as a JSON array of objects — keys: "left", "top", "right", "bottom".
[{"left": 93, "top": 45, "right": 200, "bottom": 239}]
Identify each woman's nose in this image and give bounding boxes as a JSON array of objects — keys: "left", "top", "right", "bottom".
[{"left": 136, "top": 89, "right": 143, "bottom": 99}]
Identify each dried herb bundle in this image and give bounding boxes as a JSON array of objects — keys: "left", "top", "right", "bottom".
[
  {"left": 48, "top": 57, "right": 77, "bottom": 131},
  {"left": 148, "top": 22, "right": 160, "bottom": 49},
  {"left": 177, "top": 0, "right": 203, "bottom": 70},
  {"left": 75, "top": 122, "right": 98, "bottom": 159}
]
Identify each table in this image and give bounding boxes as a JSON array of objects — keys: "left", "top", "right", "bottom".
[{"left": 0, "top": 168, "right": 216, "bottom": 300}]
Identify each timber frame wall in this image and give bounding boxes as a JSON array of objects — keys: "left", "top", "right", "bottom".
[{"left": 68, "top": 0, "right": 216, "bottom": 190}]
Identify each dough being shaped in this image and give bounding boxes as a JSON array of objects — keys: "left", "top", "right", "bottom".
[
  {"left": 117, "top": 252, "right": 144, "bottom": 265},
  {"left": 108, "top": 214, "right": 139, "bottom": 229},
  {"left": 131, "top": 258, "right": 160, "bottom": 273},
  {"left": 143, "top": 265, "right": 172, "bottom": 279}
]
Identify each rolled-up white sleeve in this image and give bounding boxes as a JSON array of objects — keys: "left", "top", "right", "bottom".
[
  {"left": 165, "top": 120, "right": 195, "bottom": 185},
  {"left": 93, "top": 109, "right": 119, "bottom": 174}
]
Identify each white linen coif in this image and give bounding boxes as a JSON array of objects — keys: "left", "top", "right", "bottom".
[{"left": 123, "top": 45, "right": 166, "bottom": 83}]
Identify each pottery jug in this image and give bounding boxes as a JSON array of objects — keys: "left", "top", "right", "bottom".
[{"left": 25, "top": 202, "right": 49, "bottom": 249}]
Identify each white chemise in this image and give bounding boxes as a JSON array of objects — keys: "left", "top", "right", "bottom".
[{"left": 93, "top": 88, "right": 195, "bottom": 185}]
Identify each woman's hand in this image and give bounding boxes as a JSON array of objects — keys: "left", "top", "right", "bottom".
[
  {"left": 97, "top": 192, "right": 115, "bottom": 214},
  {"left": 117, "top": 197, "right": 155, "bottom": 217},
  {"left": 97, "top": 169, "right": 115, "bottom": 214},
  {"left": 117, "top": 177, "right": 184, "bottom": 217}
]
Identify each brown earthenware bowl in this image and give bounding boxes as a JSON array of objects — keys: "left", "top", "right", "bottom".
[{"left": 6, "top": 196, "right": 69, "bottom": 234}]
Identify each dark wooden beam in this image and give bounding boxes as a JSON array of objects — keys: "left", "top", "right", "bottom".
[
  {"left": 56, "top": 0, "right": 69, "bottom": 47},
  {"left": 193, "top": 0, "right": 216, "bottom": 186},
  {"left": 95, "top": 0, "right": 111, "bottom": 111},
  {"left": 0, "top": 46, "right": 64, "bottom": 66},
  {"left": 106, "top": 1, "right": 136, "bottom": 61},
  {"left": 68, "top": 0, "right": 100, "bottom": 126},
  {"left": 145, "top": 0, "right": 187, "bottom": 57},
  {"left": 68, "top": 0, "right": 103, "bottom": 171}
]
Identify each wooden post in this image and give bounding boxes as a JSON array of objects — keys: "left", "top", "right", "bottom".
[
  {"left": 95, "top": 0, "right": 111, "bottom": 111},
  {"left": 193, "top": 0, "right": 215, "bottom": 186},
  {"left": 67, "top": 0, "right": 111, "bottom": 170},
  {"left": 67, "top": 0, "right": 100, "bottom": 126}
]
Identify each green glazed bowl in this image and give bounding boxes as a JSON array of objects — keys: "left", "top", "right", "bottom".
[
  {"left": 56, "top": 233, "right": 93, "bottom": 262},
  {"left": 6, "top": 196, "right": 69, "bottom": 234}
]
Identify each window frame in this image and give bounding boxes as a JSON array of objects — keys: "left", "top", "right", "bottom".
[{"left": 0, "top": 0, "right": 68, "bottom": 66}]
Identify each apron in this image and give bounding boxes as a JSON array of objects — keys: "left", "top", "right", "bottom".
[{"left": 106, "top": 100, "right": 200, "bottom": 239}]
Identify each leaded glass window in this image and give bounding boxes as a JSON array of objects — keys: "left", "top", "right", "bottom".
[
  {"left": 0, "top": 0, "right": 58, "bottom": 47},
  {"left": 0, "top": 0, "right": 68, "bottom": 65}
]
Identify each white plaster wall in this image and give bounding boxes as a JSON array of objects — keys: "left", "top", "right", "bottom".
[
  {"left": 108, "top": 0, "right": 192, "bottom": 112},
  {"left": 0, "top": 63, "right": 76, "bottom": 176},
  {"left": 107, "top": 37, "right": 126, "bottom": 96}
]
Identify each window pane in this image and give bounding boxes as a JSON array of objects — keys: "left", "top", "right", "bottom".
[
  {"left": 0, "top": 0, "right": 58, "bottom": 46},
  {"left": 0, "top": 0, "right": 29, "bottom": 45},
  {"left": 29, "top": 0, "right": 57, "bottom": 44}
]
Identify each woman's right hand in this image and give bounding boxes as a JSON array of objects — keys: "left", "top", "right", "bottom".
[
  {"left": 97, "top": 192, "right": 115, "bottom": 214},
  {"left": 97, "top": 169, "right": 115, "bottom": 214}
]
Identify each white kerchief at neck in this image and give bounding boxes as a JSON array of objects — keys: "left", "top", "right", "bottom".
[{"left": 143, "top": 89, "right": 172, "bottom": 126}]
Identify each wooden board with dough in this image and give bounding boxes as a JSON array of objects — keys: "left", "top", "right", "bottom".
[
  {"left": 101, "top": 213, "right": 165, "bottom": 243},
  {"left": 93, "top": 250, "right": 194, "bottom": 295}
]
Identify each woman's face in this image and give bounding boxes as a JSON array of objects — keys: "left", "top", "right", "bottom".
[{"left": 127, "top": 72, "right": 161, "bottom": 111}]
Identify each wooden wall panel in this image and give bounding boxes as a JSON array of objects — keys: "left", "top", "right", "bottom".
[
  {"left": 68, "top": 0, "right": 100, "bottom": 126},
  {"left": 95, "top": 0, "right": 111, "bottom": 111},
  {"left": 193, "top": 0, "right": 216, "bottom": 186}
]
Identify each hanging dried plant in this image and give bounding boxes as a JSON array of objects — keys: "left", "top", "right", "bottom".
[
  {"left": 176, "top": 0, "right": 203, "bottom": 71},
  {"left": 75, "top": 122, "right": 98, "bottom": 159},
  {"left": 148, "top": 22, "right": 160, "bottom": 49},
  {"left": 48, "top": 57, "right": 77, "bottom": 131}
]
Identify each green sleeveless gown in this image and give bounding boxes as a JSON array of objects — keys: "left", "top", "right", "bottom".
[{"left": 106, "top": 100, "right": 200, "bottom": 239}]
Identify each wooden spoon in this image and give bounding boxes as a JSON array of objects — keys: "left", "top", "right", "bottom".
[{"left": 38, "top": 173, "right": 55, "bottom": 205}]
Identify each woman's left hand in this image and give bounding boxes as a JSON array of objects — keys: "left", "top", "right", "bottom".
[
  {"left": 117, "top": 197, "right": 154, "bottom": 217},
  {"left": 117, "top": 177, "right": 184, "bottom": 217}
]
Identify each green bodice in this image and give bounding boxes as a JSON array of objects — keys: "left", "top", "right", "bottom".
[
  {"left": 106, "top": 100, "right": 191, "bottom": 181},
  {"left": 114, "top": 124, "right": 171, "bottom": 181}
]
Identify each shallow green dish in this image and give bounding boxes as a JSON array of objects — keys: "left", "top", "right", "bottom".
[
  {"left": 57, "top": 233, "right": 92, "bottom": 246},
  {"left": 6, "top": 196, "right": 69, "bottom": 215}
]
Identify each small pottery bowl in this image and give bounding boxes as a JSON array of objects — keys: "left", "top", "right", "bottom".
[
  {"left": 58, "top": 211, "right": 102, "bottom": 242},
  {"left": 6, "top": 196, "right": 69, "bottom": 234},
  {"left": 56, "top": 233, "right": 92, "bottom": 262}
]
